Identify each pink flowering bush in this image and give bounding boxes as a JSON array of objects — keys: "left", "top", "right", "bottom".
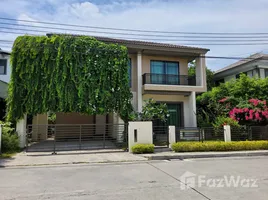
[{"left": 227, "top": 99, "right": 268, "bottom": 124}]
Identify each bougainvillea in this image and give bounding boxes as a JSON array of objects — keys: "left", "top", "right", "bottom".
[
  {"left": 7, "top": 35, "right": 133, "bottom": 122},
  {"left": 227, "top": 99, "right": 268, "bottom": 124}
]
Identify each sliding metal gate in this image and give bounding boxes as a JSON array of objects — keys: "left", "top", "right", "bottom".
[{"left": 26, "top": 124, "right": 127, "bottom": 153}]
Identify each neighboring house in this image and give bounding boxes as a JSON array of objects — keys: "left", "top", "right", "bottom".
[
  {"left": 0, "top": 48, "right": 11, "bottom": 97},
  {"left": 37, "top": 36, "right": 209, "bottom": 129},
  {"left": 0, "top": 48, "right": 11, "bottom": 120},
  {"left": 214, "top": 53, "right": 268, "bottom": 85}
]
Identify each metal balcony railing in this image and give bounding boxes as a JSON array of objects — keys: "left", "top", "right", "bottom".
[{"left": 142, "top": 73, "right": 196, "bottom": 86}]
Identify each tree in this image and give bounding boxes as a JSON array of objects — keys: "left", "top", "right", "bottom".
[
  {"left": 139, "top": 99, "right": 169, "bottom": 122},
  {"left": 196, "top": 74, "right": 268, "bottom": 126},
  {"left": 188, "top": 61, "right": 215, "bottom": 91}
]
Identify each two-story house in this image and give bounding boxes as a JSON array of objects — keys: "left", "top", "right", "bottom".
[
  {"left": 50, "top": 36, "right": 209, "bottom": 128},
  {"left": 20, "top": 36, "right": 209, "bottom": 150},
  {"left": 214, "top": 53, "right": 268, "bottom": 85}
]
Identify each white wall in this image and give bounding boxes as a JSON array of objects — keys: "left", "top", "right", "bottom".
[
  {"left": 0, "top": 54, "right": 11, "bottom": 83},
  {"left": 128, "top": 121, "right": 153, "bottom": 152}
]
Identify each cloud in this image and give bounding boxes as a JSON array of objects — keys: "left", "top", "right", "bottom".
[{"left": 1, "top": 0, "right": 268, "bottom": 70}]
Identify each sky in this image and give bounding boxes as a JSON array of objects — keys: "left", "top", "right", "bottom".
[{"left": 1, "top": 0, "right": 268, "bottom": 70}]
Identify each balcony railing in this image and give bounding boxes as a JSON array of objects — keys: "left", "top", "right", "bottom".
[{"left": 142, "top": 73, "right": 196, "bottom": 86}]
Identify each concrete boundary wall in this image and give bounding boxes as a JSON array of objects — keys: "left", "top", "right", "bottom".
[{"left": 128, "top": 121, "right": 153, "bottom": 152}]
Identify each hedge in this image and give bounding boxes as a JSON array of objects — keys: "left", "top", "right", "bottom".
[
  {"left": 171, "top": 141, "right": 268, "bottom": 152},
  {"left": 131, "top": 144, "right": 154, "bottom": 154}
]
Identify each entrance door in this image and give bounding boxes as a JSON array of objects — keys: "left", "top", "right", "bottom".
[{"left": 167, "top": 104, "right": 182, "bottom": 127}]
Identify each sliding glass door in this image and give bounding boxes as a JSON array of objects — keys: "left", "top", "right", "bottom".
[{"left": 151, "top": 61, "right": 179, "bottom": 84}]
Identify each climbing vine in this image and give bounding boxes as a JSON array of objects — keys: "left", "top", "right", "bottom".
[{"left": 7, "top": 35, "right": 133, "bottom": 121}]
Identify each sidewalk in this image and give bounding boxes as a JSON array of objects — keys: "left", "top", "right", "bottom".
[
  {"left": 0, "top": 150, "right": 147, "bottom": 167},
  {"left": 142, "top": 150, "right": 268, "bottom": 160},
  {"left": 1, "top": 150, "right": 268, "bottom": 167}
]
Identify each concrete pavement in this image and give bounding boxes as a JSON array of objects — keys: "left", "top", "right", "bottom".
[
  {"left": 143, "top": 150, "right": 268, "bottom": 160},
  {"left": 0, "top": 156, "right": 267, "bottom": 200},
  {"left": 0, "top": 151, "right": 147, "bottom": 167}
]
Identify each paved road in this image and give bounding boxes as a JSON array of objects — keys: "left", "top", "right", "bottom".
[{"left": 0, "top": 156, "right": 267, "bottom": 200}]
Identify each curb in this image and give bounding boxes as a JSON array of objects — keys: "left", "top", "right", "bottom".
[
  {"left": 0, "top": 159, "right": 149, "bottom": 168},
  {"left": 143, "top": 151, "right": 268, "bottom": 160}
]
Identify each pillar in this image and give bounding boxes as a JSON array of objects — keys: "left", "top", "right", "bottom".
[
  {"left": 128, "top": 121, "right": 153, "bottom": 153},
  {"left": 168, "top": 126, "right": 176, "bottom": 148},
  {"left": 32, "top": 114, "right": 48, "bottom": 141},
  {"left": 137, "top": 51, "right": 143, "bottom": 113},
  {"left": 195, "top": 54, "right": 206, "bottom": 89},
  {"left": 224, "top": 125, "right": 231, "bottom": 142},
  {"left": 16, "top": 114, "right": 27, "bottom": 148},
  {"left": 189, "top": 91, "right": 197, "bottom": 127}
]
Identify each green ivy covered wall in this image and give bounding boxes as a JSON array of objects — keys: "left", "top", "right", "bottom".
[{"left": 7, "top": 35, "right": 133, "bottom": 122}]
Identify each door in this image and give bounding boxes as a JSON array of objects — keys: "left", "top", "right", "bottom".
[{"left": 167, "top": 104, "right": 182, "bottom": 127}]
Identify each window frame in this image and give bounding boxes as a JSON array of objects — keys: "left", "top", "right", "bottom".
[
  {"left": 0, "top": 59, "right": 7, "bottom": 75},
  {"left": 265, "top": 69, "right": 268, "bottom": 78},
  {"left": 150, "top": 60, "right": 180, "bottom": 75}
]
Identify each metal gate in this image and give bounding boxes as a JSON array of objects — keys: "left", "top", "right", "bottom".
[
  {"left": 26, "top": 124, "right": 128, "bottom": 153},
  {"left": 153, "top": 126, "right": 169, "bottom": 147}
]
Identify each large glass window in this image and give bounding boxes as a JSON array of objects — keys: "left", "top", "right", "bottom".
[{"left": 150, "top": 61, "right": 179, "bottom": 84}]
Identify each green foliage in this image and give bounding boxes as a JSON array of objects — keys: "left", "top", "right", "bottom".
[
  {"left": 48, "top": 111, "right": 56, "bottom": 123},
  {"left": 7, "top": 35, "right": 133, "bottom": 122},
  {"left": 213, "top": 116, "right": 240, "bottom": 128},
  {"left": 139, "top": 99, "right": 169, "bottom": 122},
  {"left": 196, "top": 74, "right": 268, "bottom": 126},
  {"left": 171, "top": 141, "right": 268, "bottom": 152},
  {"left": 131, "top": 144, "right": 155, "bottom": 154},
  {"left": 1, "top": 121, "right": 20, "bottom": 153},
  {"left": 188, "top": 61, "right": 215, "bottom": 91}
]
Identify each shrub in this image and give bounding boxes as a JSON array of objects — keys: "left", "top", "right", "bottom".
[
  {"left": 1, "top": 121, "right": 20, "bottom": 153},
  {"left": 213, "top": 116, "right": 240, "bottom": 128},
  {"left": 171, "top": 141, "right": 268, "bottom": 152},
  {"left": 131, "top": 144, "right": 154, "bottom": 154}
]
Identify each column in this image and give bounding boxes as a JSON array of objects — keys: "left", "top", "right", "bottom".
[
  {"left": 168, "top": 126, "right": 176, "bottom": 148},
  {"left": 16, "top": 114, "right": 27, "bottom": 148},
  {"left": 195, "top": 55, "right": 206, "bottom": 89},
  {"left": 32, "top": 114, "right": 48, "bottom": 141},
  {"left": 224, "top": 125, "right": 231, "bottom": 142},
  {"left": 137, "top": 51, "right": 143, "bottom": 113},
  {"left": 189, "top": 91, "right": 197, "bottom": 127}
]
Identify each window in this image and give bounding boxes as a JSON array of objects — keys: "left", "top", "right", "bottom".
[
  {"left": 265, "top": 69, "right": 268, "bottom": 78},
  {"left": 128, "top": 58, "right": 131, "bottom": 87},
  {"left": 247, "top": 70, "right": 253, "bottom": 78},
  {"left": 150, "top": 61, "right": 179, "bottom": 84},
  {"left": 0, "top": 59, "right": 7, "bottom": 75}
]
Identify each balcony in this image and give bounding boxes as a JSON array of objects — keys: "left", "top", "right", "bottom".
[{"left": 142, "top": 73, "right": 196, "bottom": 86}]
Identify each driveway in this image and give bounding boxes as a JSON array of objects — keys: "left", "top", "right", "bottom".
[{"left": 0, "top": 156, "right": 267, "bottom": 199}]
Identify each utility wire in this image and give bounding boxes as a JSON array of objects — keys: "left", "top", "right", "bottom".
[
  {"left": 2, "top": 28, "right": 268, "bottom": 45},
  {"left": 2, "top": 22, "right": 268, "bottom": 39},
  {"left": 1, "top": 17, "right": 268, "bottom": 35},
  {"left": 2, "top": 42, "right": 268, "bottom": 61}
]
